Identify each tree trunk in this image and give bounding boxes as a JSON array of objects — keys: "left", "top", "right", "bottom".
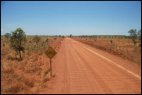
[
  {"left": 19, "top": 50, "right": 22, "bottom": 60},
  {"left": 50, "top": 58, "right": 52, "bottom": 77}
]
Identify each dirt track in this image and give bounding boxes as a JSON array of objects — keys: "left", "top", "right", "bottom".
[{"left": 40, "top": 38, "right": 141, "bottom": 94}]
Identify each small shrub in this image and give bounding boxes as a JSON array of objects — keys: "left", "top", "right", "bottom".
[
  {"left": 3, "top": 67, "right": 14, "bottom": 74},
  {"left": 24, "top": 78, "right": 34, "bottom": 87},
  {"left": 54, "top": 37, "right": 56, "bottom": 40},
  {"left": 7, "top": 55, "right": 13, "bottom": 60},
  {"left": 5, "top": 83, "right": 24, "bottom": 94},
  {"left": 33, "top": 36, "right": 41, "bottom": 45},
  {"left": 110, "top": 40, "right": 113, "bottom": 44},
  {"left": 44, "top": 77, "right": 49, "bottom": 82},
  {"left": 3, "top": 43, "right": 5, "bottom": 47},
  {"left": 43, "top": 69, "right": 50, "bottom": 77}
]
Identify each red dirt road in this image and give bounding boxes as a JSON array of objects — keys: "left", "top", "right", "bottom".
[{"left": 40, "top": 38, "right": 141, "bottom": 94}]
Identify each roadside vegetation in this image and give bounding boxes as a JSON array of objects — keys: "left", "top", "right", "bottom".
[
  {"left": 1, "top": 28, "right": 64, "bottom": 94},
  {"left": 73, "top": 29, "right": 141, "bottom": 64}
]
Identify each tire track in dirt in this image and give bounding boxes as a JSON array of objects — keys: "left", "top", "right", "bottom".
[
  {"left": 67, "top": 42, "right": 96, "bottom": 93},
  {"left": 71, "top": 41, "right": 113, "bottom": 94},
  {"left": 71, "top": 39, "right": 141, "bottom": 93},
  {"left": 62, "top": 40, "right": 71, "bottom": 93}
]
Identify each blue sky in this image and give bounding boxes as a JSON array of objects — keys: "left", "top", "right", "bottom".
[{"left": 1, "top": 1, "right": 141, "bottom": 35}]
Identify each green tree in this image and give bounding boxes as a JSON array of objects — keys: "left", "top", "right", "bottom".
[
  {"left": 128, "top": 29, "right": 137, "bottom": 46},
  {"left": 10, "top": 28, "right": 26, "bottom": 60},
  {"left": 45, "top": 46, "right": 56, "bottom": 78}
]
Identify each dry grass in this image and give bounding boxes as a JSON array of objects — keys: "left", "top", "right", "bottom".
[
  {"left": 74, "top": 37, "right": 141, "bottom": 64},
  {"left": 1, "top": 36, "right": 64, "bottom": 94}
]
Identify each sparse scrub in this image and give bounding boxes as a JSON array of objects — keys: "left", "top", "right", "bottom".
[
  {"left": 1, "top": 34, "right": 64, "bottom": 94},
  {"left": 73, "top": 33, "right": 141, "bottom": 64},
  {"left": 33, "top": 35, "right": 41, "bottom": 50}
]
